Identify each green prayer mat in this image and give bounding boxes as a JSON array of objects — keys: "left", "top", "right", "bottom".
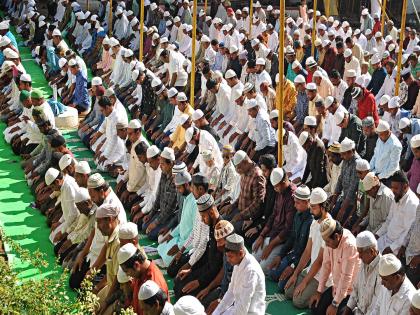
[{"left": 0, "top": 25, "right": 309, "bottom": 315}]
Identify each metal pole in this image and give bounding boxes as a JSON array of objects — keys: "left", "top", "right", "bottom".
[
  {"left": 311, "top": 0, "right": 317, "bottom": 56},
  {"left": 325, "top": 0, "right": 330, "bottom": 17},
  {"left": 249, "top": 1, "right": 253, "bottom": 37},
  {"left": 109, "top": 0, "right": 113, "bottom": 37},
  {"left": 380, "top": 0, "right": 387, "bottom": 34},
  {"left": 278, "top": 0, "right": 285, "bottom": 165},
  {"left": 395, "top": 0, "right": 408, "bottom": 96},
  {"left": 204, "top": 0, "right": 208, "bottom": 14},
  {"left": 139, "top": 0, "right": 145, "bottom": 61},
  {"left": 87, "top": 0, "right": 90, "bottom": 11},
  {"left": 190, "top": 0, "right": 198, "bottom": 107}
]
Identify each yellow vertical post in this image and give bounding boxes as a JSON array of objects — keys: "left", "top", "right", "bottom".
[
  {"left": 190, "top": 0, "right": 198, "bottom": 107},
  {"left": 109, "top": 0, "right": 113, "bottom": 37},
  {"left": 325, "top": 0, "right": 330, "bottom": 17},
  {"left": 278, "top": 0, "right": 285, "bottom": 165},
  {"left": 395, "top": 0, "right": 408, "bottom": 96},
  {"left": 311, "top": 0, "right": 317, "bottom": 56},
  {"left": 204, "top": 0, "right": 208, "bottom": 14},
  {"left": 87, "top": 0, "right": 90, "bottom": 11},
  {"left": 381, "top": 0, "right": 387, "bottom": 34},
  {"left": 249, "top": 1, "right": 253, "bottom": 37},
  {"left": 139, "top": 0, "right": 145, "bottom": 61}
]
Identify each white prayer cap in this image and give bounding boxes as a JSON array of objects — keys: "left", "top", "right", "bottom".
[
  {"left": 150, "top": 2, "right": 158, "bottom": 10},
  {"left": 75, "top": 187, "right": 90, "bottom": 203},
  {"left": 366, "top": 29, "right": 373, "bottom": 36},
  {"left": 68, "top": 59, "right": 77, "bottom": 67},
  {"left": 174, "top": 16, "right": 181, "bottom": 23},
  {"left": 306, "top": 82, "right": 317, "bottom": 90},
  {"left": 173, "top": 295, "right": 206, "bottom": 315},
  {"left": 119, "top": 222, "right": 139, "bottom": 240},
  {"left": 325, "top": 96, "right": 335, "bottom": 108},
  {"left": 375, "top": 31, "right": 382, "bottom": 38},
  {"left": 342, "top": 21, "right": 350, "bottom": 27},
  {"left": 370, "top": 54, "right": 381, "bottom": 65},
  {"left": 269, "top": 110, "right": 279, "bottom": 120},
  {"left": 161, "top": 147, "right": 175, "bottom": 161},
  {"left": 109, "top": 37, "right": 120, "bottom": 47},
  {"left": 45, "top": 168, "right": 59, "bottom": 186},
  {"left": 387, "top": 96, "right": 400, "bottom": 109},
  {"left": 233, "top": 150, "right": 247, "bottom": 166},
  {"left": 117, "top": 267, "right": 131, "bottom": 283},
  {"left": 124, "top": 49, "right": 134, "bottom": 58},
  {"left": 256, "top": 58, "right": 266, "bottom": 66},
  {"left": 270, "top": 168, "right": 285, "bottom": 186},
  {"left": 379, "top": 254, "right": 402, "bottom": 276},
  {"left": 151, "top": 77, "right": 162, "bottom": 88},
  {"left": 117, "top": 243, "right": 138, "bottom": 264},
  {"left": 128, "top": 119, "right": 142, "bottom": 129},
  {"left": 310, "top": 187, "right": 328, "bottom": 204},
  {"left": 285, "top": 45, "right": 295, "bottom": 55},
  {"left": 313, "top": 70, "right": 323, "bottom": 78},
  {"left": 225, "top": 69, "right": 237, "bottom": 79},
  {"left": 138, "top": 280, "right": 160, "bottom": 300},
  {"left": 105, "top": 87, "right": 115, "bottom": 97},
  {"left": 294, "top": 185, "right": 311, "bottom": 200},
  {"left": 39, "top": 20, "right": 46, "bottom": 28},
  {"left": 354, "top": 29, "right": 361, "bottom": 36},
  {"left": 376, "top": 119, "right": 390, "bottom": 132},
  {"left": 201, "top": 35, "right": 210, "bottom": 43},
  {"left": 59, "top": 154, "right": 73, "bottom": 171},
  {"left": 361, "top": 8, "right": 369, "bottom": 15},
  {"left": 0, "top": 36, "right": 11, "bottom": 47},
  {"left": 294, "top": 74, "right": 306, "bottom": 84},
  {"left": 322, "top": 39, "right": 331, "bottom": 48},
  {"left": 328, "top": 29, "right": 335, "bottom": 36},
  {"left": 160, "top": 37, "right": 168, "bottom": 44},
  {"left": 304, "top": 116, "right": 317, "bottom": 127},
  {"left": 179, "top": 113, "right": 190, "bottom": 125},
  {"left": 177, "top": 92, "right": 188, "bottom": 102},
  {"left": 228, "top": 45, "right": 238, "bottom": 54},
  {"left": 356, "top": 230, "right": 377, "bottom": 248},
  {"left": 152, "top": 33, "right": 160, "bottom": 41},
  {"left": 399, "top": 117, "right": 411, "bottom": 130},
  {"left": 334, "top": 109, "right": 347, "bottom": 125},
  {"left": 411, "top": 290, "right": 420, "bottom": 309},
  {"left": 57, "top": 58, "right": 67, "bottom": 69},
  {"left": 362, "top": 172, "right": 380, "bottom": 191},
  {"left": 116, "top": 7, "right": 123, "bottom": 15},
  {"left": 318, "top": 24, "right": 327, "bottom": 31},
  {"left": 87, "top": 173, "right": 106, "bottom": 189},
  {"left": 0, "top": 20, "right": 10, "bottom": 30},
  {"left": 251, "top": 38, "right": 260, "bottom": 46},
  {"left": 356, "top": 159, "right": 370, "bottom": 171},
  {"left": 4, "top": 48, "right": 18, "bottom": 59},
  {"left": 147, "top": 145, "right": 160, "bottom": 159},
  {"left": 292, "top": 60, "right": 302, "bottom": 70},
  {"left": 299, "top": 131, "right": 309, "bottom": 146},
  {"left": 20, "top": 73, "right": 31, "bottom": 82},
  {"left": 339, "top": 137, "right": 355, "bottom": 153},
  {"left": 344, "top": 48, "right": 352, "bottom": 58},
  {"left": 379, "top": 95, "right": 390, "bottom": 105},
  {"left": 411, "top": 134, "right": 420, "bottom": 148},
  {"left": 192, "top": 109, "right": 204, "bottom": 121},
  {"left": 52, "top": 28, "right": 61, "bottom": 36},
  {"left": 92, "top": 77, "right": 102, "bottom": 86},
  {"left": 345, "top": 69, "right": 356, "bottom": 78},
  {"left": 267, "top": 5, "right": 273, "bottom": 10},
  {"left": 388, "top": 43, "right": 396, "bottom": 52},
  {"left": 75, "top": 161, "right": 91, "bottom": 174},
  {"left": 245, "top": 98, "right": 258, "bottom": 110},
  {"left": 168, "top": 87, "right": 178, "bottom": 98},
  {"left": 166, "top": 20, "right": 173, "bottom": 26}
]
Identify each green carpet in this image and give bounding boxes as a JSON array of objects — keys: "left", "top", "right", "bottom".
[{"left": 0, "top": 27, "right": 309, "bottom": 315}]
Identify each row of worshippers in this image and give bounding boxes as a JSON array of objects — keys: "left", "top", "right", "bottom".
[{"left": 2, "top": 1, "right": 420, "bottom": 315}]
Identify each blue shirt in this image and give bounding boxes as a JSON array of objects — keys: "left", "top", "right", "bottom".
[
  {"left": 367, "top": 67, "right": 386, "bottom": 95},
  {"left": 404, "top": 118, "right": 420, "bottom": 160},
  {"left": 254, "top": 110, "right": 276, "bottom": 151},
  {"left": 212, "top": 52, "right": 223, "bottom": 72},
  {"left": 71, "top": 70, "right": 90, "bottom": 111},
  {"left": 0, "top": 31, "right": 18, "bottom": 66},
  {"left": 370, "top": 133, "right": 402, "bottom": 179}
]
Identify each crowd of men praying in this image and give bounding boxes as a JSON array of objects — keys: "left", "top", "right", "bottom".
[{"left": 1, "top": 0, "right": 420, "bottom": 314}]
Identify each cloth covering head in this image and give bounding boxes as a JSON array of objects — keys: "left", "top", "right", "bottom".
[
  {"left": 173, "top": 296, "right": 206, "bottom": 315},
  {"left": 356, "top": 231, "right": 377, "bottom": 248},
  {"left": 196, "top": 194, "right": 214, "bottom": 212},
  {"left": 214, "top": 220, "right": 234, "bottom": 240},
  {"left": 379, "top": 253, "right": 402, "bottom": 276},
  {"left": 119, "top": 222, "right": 138, "bottom": 239},
  {"left": 96, "top": 204, "right": 120, "bottom": 218}
]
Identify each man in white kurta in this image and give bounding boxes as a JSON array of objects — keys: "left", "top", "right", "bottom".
[
  {"left": 283, "top": 128, "right": 307, "bottom": 182},
  {"left": 213, "top": 234, "right": 266, "bottom": 315}
]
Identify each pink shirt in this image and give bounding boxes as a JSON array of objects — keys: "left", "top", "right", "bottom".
[
  {"left": 318, "top": 229, "right": 361, "bottom": 303},
  {"left": 97, "top": 49, "right": 113, "bottom": 72}
]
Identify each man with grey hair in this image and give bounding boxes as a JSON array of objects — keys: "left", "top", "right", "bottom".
[{"left": 343, "top": 231, "right": 382, "bottom": 315}]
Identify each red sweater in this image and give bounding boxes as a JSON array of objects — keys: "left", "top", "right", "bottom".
[{"left": 357, "top": 89, "right": 379, "bottom": 125}]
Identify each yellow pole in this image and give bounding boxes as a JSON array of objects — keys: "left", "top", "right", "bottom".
[
  {"left": 380, "top": 0, "right": 387, "bottom": 34},
  {"left": 311, "top": 0, "right": 317, "bottom": 56},
  {"left": 190, "top": 0, "right": 198, "bottom": 106},
  {"left": 109, "top": 0, "right": 113, "bottom": 37},
  {"left": 278, "top": 0, "right": 285, "bottom": 165},
  {"left": 249, "top": 1, "right": 253, "bottom": 37},
  {"left": 139, "top": 0, "right": 145, "bottom": 61},
  {"left": 325, "top": 0, "right": 330, "bottom": 17},
  {"left": 395, "top": 0, "right": 408, "bottom": 96},
  {"left": 87, "top": 0, "right": 90, "bottom": 11},
  {"left": 204, "top": 0, "right": 207, "bottom": 14}
]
